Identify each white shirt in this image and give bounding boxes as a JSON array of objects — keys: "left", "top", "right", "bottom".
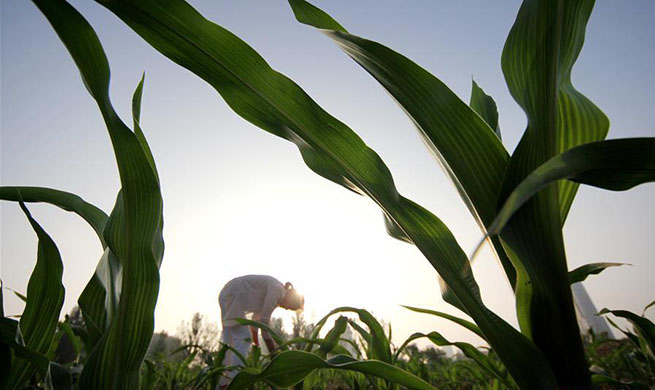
[{"left": 219, "top": 275, "right": 286, "bottom": 328}]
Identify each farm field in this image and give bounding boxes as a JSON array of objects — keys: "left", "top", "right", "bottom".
[{"left": 1, "top": 0, "right": 654, "bottom": 389}]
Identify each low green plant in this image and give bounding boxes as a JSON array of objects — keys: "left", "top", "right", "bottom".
[
  {"left": 591, "top": 301, "right": 655, "bottom": 388},
  {"left": 0, "top": 0, "right": 164, "bottom": 388}
]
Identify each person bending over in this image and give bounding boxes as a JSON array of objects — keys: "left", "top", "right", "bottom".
[{"left": 217, "top": 274, "right": 304, "bottom": 388}]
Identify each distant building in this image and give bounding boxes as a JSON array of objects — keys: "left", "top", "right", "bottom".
[{"left": 572, "top": 282, "right": 613, "bottom": 338}]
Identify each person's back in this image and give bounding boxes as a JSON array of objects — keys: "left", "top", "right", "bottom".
[{"left": 219, "top": 274, "right": 286, "bottom": 327}]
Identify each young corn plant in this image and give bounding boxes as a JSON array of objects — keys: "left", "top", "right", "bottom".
[
  {"left": 0, "top": 0, "right": 163, "bottom": 388},
  {"left": 231, "top": 309, "right": 433, "bottom": 389},
  {"left": 594, "top": 301, "right": 655, "bottom": 388}
]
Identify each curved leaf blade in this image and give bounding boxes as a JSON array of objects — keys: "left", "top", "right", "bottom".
[
  {"left": 318, "top": 316, "right": 349, "bottom": 358},
  {"left": 402, "top": 305, "right": 485, "bottom": 341},
  {"left": 289, "top": 0, "right": 517, "bottom": 291},
  {"left": 490, "top": 138, "right": 655, "bottom": 235},
  {"left": 598, "top": 308, "right": 655, "bottom": 358},
  {"left": 470, "top": 80, "right": 501, "bottom": 140},
  {"left": 227, "top": 350, "right": 435, "bottom": 390},
  {"left": 568, "top": 262, "right": 628, "bottom": 285},
  {"left": 231, "top": 318, "right": 286, "bottom": 348},
  {"left": 6, "top": 200, "right": 65, "bottom": 388},
  {"left": 643, "top": 300, "right": 655, "bottom": 316},
  {"left": 0, "top": 186, "right": 108, "bottom": 248}
]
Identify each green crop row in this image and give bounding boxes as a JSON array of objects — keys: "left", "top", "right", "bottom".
[{"left": 2, "top": 0, "right": 654, "bottom": 389}]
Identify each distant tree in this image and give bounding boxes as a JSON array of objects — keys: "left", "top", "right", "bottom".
[
  {"left": 146, "top": 330, "right": 184, "bottom": 362},
  {"left": 177, "top": 312, "right": 220, "bottom": 354}
]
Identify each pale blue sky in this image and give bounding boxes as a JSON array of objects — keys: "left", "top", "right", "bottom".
[{"left": 2, "top": 0, "right": 654, "bottom": 347}]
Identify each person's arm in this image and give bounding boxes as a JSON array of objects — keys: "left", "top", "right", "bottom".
[
  {"left": 249, "top": 326, "right": 259, "bottom": 346},
  {"left": 261, "top": 332, "right": 276, "bottom": 354}
]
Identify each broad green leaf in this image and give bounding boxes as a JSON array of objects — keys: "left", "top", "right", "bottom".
[
  {"left": 489, "top": 138, "right": 655, "bottom": 235},
  {"left": 277, "top": 337, "right": 352, "bottom": 357},
  {"left": 470, "top": 80, "right": 501, "bottom": 140},
  {"left": 317, "top": 316, "right": 348, "bottom": 358},
  {"left": 289, "top": 0, "right": 517, "bottom": 293},
  {"left": 6, "top": 200, "right": 65, "bottom": 389},
  {"left": 32, "top": 1, "right": 164, "bottom": 390},
  {"left": 418, "top": 331, "right": 517, "bottom": 389},
  {"left": 402, "top": 305, "right": 485, "bottom": 341},
  {"left": 227, "top": 350, "right": 435, "bottom": 390},
  {"left": 94, "top": 0, "right": 554, "bottom": 387},
  {"left": 598, "top": 308, "right": 655, "bottom": 358},
  {"left": 568, "top": 262, "right": 627, "bottom": 285},
  {"left": 0, "top": 186, "right": 108, "bottom": 248},
  {"left": 498, "top": 0, "right": 602, "bottom": 384}
]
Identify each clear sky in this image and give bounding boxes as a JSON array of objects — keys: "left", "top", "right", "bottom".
[{"left": 2, "top": 0, "right": 654, "bottom": 349}]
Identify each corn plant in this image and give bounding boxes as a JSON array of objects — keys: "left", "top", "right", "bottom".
[
  {"left": 0, "top": 0, "right": 163, "bottom": 388},
  {"left": 593, "top": 301, "right": 655, "bottom": 388},
  {"left": 76, "top": 0, "right": 655, "bottom": 388}
]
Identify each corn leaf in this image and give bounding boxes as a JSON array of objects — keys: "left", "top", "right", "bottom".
[
  {"left": 643, "top": 301, "right": 655, "bottom": 316},
  {"left": 489, "top": 138, "right": 655, "bottom": 235},
  {"left": 0, "top": 187, "right": 108, "bottom": 248},
  {"left": 568, "top": 262, "right": 627, "bottom": 285},
  {"left": 92, "top": 1, "right": 554, "bottom": 387},
  {"left": 288, "top": 0, "right": 517, "bottom": 293},
  {"left": 32, "top": 1, "right": 164, "bottom": 389},
  {"left": 5, "top": 200, "right": 65, "bottom": 389},
  {"left": 227, "top": 350, "right": 435, "bottom": 390},
  {"left": 232, "top": 318, "right": 286, "bottom": 347},
  {"left": 598, "top": 308, "right": 655, "bottom": 358},
  {"left": 402, "top": 305, "right": 485, "bottom": 341},
  {"left": 497, "top": 0, "right": 604, "bottom": 384},
  {"left": 470, "top": 80, "right": 501, "bottom": 140},
  {"left": 10, "top": 290, "right": 27, "bottom": 303},
  {"left": 317, "top": 316, "right": 349, "bottom": 358}
]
